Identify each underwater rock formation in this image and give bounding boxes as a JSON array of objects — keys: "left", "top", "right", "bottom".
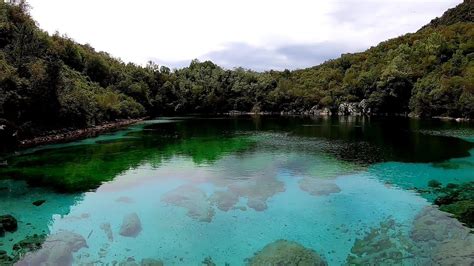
[
  {"left": 162, "top": 185, "right": 215, "bottom": 222},
  {"left": 434, "top": 182, "right": 474, "bottom": 228},
  {"left": 247, "top": 240, "right": 327, "bottom": 266},
  {"left": 32, "top": 200, "right": 46, "bottom": 206},
  {"left": 140, "top": 258, "right": 164, "bottom": 266},
  {"left": 101, "top": 222, "right": 114, "bottom": 242},
  {"left": 16, "top": 231, "right": 87, "bottom": 265},
  {"left": 347, "top": 207, "right": 474, "bottom": 265},
  {"left": 118, "top": 257, "right": 139, "bottom": 266},
  {"left": 440, "top": 200, "right": 474, "bottom": 227},
  {"left": 431, "top": 239, "right": 474, "bottom": 265},
  {"left": 0, "top": 250, "right": 14, "bottom": 264},
  {"left": 227, "top": 174, "right": 285, "bottom": 212},
  {"left": 247, "top": 198, "right": 268, "bottom": 211},
  {"left": 202, "top": 256, "right": 216, "bottom": 266},
  {"left": 410, "top": 206, "right": 474, "bottom": 265},
  {"left": 0, "top": 214, "right": 18, "bottom": 235},
  {"left": 119, "top": 213, "right": 142, "bottom": 237},
  {"left": 12, "top": 234, "right": 46, "bottom": 260},
  {"left": 299, "top": 178, "right": 341, "bottom": 196},
  {"left": 210, "top": 191, "right": 239, "bottom": 211},
  {"left": 346, "top": 219, "right": 415, "bottom": 265},
  {"left": 416, "top": 181, "right": 474, "bottom": 228},
  {"left": 117, "top": 257, "right": 164, "bottom": 266},
  {"left": 411, "top": 206, "right": 471, "bottom": 242}
]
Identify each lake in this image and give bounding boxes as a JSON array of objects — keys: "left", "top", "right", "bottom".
[{"left": 1, "top": 116, "right": 473, "bottom": 265}]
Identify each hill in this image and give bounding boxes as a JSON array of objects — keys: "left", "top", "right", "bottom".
[
  {"left": 423, "top": 0, "right": 473, "bottom": 28},
  {"left": 0, "top": 0, "right": 473, "bottom": 148}
]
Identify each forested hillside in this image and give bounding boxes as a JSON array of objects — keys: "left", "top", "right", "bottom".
[{"left": 0, "top": 0, "right": 473, "bottom": 146}]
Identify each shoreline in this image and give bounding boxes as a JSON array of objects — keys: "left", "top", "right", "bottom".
[
  {"left": 223, "top": 111, "right": 472, "bottom": 122},
  {"left": 17, "top": 118, "right": 146, "bottom": 149},
  {"left": 7, "top": 113, "right": 472, "bottom": 151}
]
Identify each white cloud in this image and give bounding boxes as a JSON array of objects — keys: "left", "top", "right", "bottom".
[{"left": 27, "top": 0, "right": 461, "bottom": 70}]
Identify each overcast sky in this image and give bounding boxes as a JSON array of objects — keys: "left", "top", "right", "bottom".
[{"left": 28, "top": 0, "right": 461, "bottom": 71}]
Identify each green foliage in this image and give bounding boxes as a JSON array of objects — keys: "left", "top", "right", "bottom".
[
  {"left": 0, "top": 1, "right": 152, "bottom": 139},
  {"left": 423, "top": 0, "right": 473, "bottom": 29},
  {"left": 0, "top": 0, "right": 473, "bottom": 146}
]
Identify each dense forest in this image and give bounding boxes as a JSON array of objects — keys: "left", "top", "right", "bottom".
[{"left": 0, "top": 0, "right": 473, "bottom": 145}]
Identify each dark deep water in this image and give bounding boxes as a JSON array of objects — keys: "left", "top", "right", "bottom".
[{"left": 1, "top": 116, "right": 473, "bottom": 265}]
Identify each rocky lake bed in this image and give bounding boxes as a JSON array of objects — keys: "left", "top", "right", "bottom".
[{"left": 1, "top": 117, "right": 473, "bottom": 265}]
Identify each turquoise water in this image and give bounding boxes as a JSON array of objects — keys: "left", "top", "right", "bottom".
[{"left": 1, "top": 117, "right": 473, "bottom": 265}]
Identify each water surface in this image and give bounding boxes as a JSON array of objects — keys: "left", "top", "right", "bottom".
[{"left": 1, "top": 116, "right": 473, "bottom": 265}]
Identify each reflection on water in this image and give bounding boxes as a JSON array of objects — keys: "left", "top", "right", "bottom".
[{"left": 0, "top": 116, "right": 473, "bottom": 265}]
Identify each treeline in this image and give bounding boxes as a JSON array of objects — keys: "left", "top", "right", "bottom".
[{"left": 0, "top": 0, "right": 473, "bottom": 142}]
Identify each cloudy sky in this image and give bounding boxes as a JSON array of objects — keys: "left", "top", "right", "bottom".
[{"left": 28, "top": 0, "right": 461, "bottom": 71}]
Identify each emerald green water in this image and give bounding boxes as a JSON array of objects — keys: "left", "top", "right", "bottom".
[{"left": 1, "top": 116, "right": 473, "bottom": 265}]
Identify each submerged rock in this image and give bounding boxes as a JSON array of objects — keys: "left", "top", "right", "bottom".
[
  {"left": 141, "top": 258, "right": 164, "bottom": 266},
  {"left": 299, "top": 178, "right": 341, "bottom": 196},
  {"left": 118, "top": 257, "right": 164, "bottom": 266},
  {"left": 202, "top": 256, "right": 216, "bottom": 266},
  {"left": 32, "top": 200, "right": 46, "bottom": 206},
  {"left": 10, "top": 234, "right": 46, "bottom": 263},
  {"left": 410, "top": 206, "right": 474, "bottom": 265},
  {"left": 119, "top": 257, "right": 139, "bottom": 266},
  {"left": 247, "top": 240, "right": 327, "bottom": 266},
  {"left": 162, "top": 185, "right": 215, "bottom": 222},
  {"left": 439, "top": 200, "right": 474, "bottom": 228},
  {"left": 0, "top": 214, "right": 18, "bottom": 233},
  {"left": 247, "top": 198, "right": 268, "bottom": 211},
  {"left": 430, "top": 238, "right": 474, "bottom": 265},
  {"left": 427, "top": 179, "right": 442, "bottom": 188},
  {"left": 435, "top": 182, "right": 474, "bottom": 228},
  {"left": 346, "top": 219, "right": 415, "bottom": 265},
  {"left": 100, "top": 222, "right": 114, "bottom": 242},
  {"left": 16, "top": 231, "right": 87, "bottom": 265},
  {"left": 416, "top": 181, "right": 474, "bottom": 228},
  {"left": 411, "top": 206, "right": 471, "bottom": 242},
  {"left": 119, "top": 213, "right": 142, "bottom": 237},
  {"left": 227, "top": 173, "right": 285, "bottom": 212},
  {"left": 12, "top": 234, "right": 46, "bottom": 256},
  {"left": 347, "top": 208, "right": 474, "bottom": 265},
  {"left": 0, "top": 250, "right": 14, "bottom": 264},
  {"left": 210, "top": 191, "right": 239, "bottom": 211}
]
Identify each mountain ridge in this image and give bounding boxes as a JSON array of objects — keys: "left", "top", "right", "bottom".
[{"left": 422, "top": 0, "right": 473, "bottom": 29}]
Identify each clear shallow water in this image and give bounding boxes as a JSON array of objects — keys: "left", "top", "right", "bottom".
[{"left": 0, "top": 116, "right": 473, "bottom": 265}]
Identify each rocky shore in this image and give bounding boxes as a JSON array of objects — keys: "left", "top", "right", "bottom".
[
  {"left": 225, "top": 101, "right": 472, "bottom": 122},
  {"left": 17, "top": 118, "right": 146, "bottom": 149}
]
